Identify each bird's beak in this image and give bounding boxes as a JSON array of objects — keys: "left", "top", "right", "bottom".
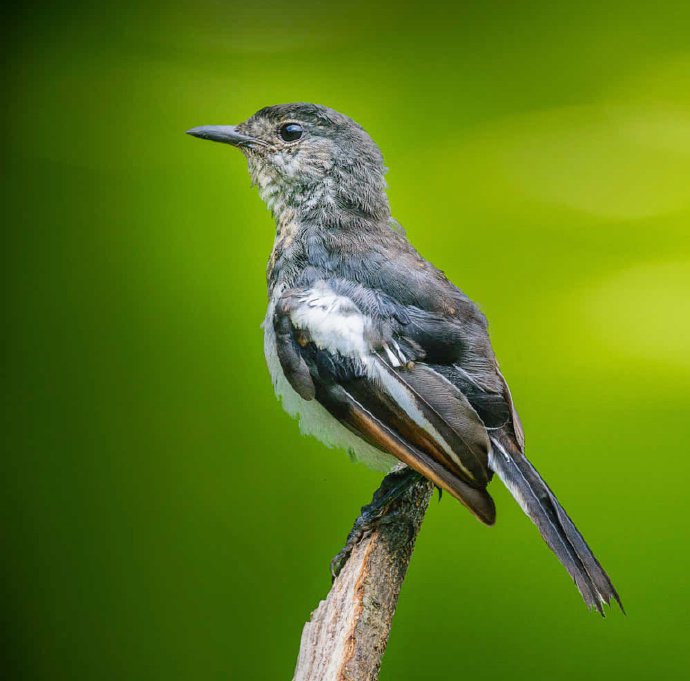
[{"left": 185, "top": 125, "right": 260, "bottom": 148}]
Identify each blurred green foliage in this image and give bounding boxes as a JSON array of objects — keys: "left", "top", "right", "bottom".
[{"left": 3, "top": 1, "right": 690, "bottom": 679}]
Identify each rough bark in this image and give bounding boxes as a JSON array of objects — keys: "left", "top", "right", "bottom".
[{"left": 294, "top": 474, "right": 434, "bottom": 681}]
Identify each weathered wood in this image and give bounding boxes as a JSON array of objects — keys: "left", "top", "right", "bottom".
[{"left": 294, "top": 474, "right": 434, "bottom": 681}]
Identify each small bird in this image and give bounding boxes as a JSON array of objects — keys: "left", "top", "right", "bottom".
[{"left": 187, "top": 103, "right": 621, "bottom": 613}]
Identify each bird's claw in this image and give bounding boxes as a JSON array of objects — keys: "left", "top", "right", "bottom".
[{"left": 329, "top": 467, "right": 422, "bottom": 580}]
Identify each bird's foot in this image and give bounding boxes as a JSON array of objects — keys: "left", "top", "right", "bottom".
[{"left": 330, "top": 466, "right": 421, "bottom": 580}]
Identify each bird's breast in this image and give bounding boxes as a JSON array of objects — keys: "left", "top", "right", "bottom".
[{"left": 262, "top": 286, "right": 396, "bottom": 472}]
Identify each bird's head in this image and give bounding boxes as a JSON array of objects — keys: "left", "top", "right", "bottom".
[{"left": 187, "top": 103, "right": 390, "bottom": 221}]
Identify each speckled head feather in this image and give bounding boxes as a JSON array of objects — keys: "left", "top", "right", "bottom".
[{"left": 234, "top": 103, "right": 390, "bottom": 223}]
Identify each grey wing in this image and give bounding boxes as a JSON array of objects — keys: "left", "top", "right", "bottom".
[
  {"left": 321, "top": 257, "right": 525, "bottom": 450},
  {"left": 272, "top": 282, "right": 501, "bottom": 525}
]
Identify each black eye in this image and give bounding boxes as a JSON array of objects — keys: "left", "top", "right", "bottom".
[{"left": 279, "top": 123, "right": 304, "bottom": 142}]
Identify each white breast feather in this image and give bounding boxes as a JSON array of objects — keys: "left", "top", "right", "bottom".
[{"left": 263, "top": 285, "right": 396, "bottom": 472}]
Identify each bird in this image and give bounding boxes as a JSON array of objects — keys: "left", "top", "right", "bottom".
[{"left": 187, "top": 103, "right": 621, "bottom": 614}]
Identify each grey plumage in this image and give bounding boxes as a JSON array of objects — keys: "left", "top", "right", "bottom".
[{"left": 187, "top": 103, "right": 621, "bottom": 614}]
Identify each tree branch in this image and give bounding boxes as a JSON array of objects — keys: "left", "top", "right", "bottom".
[{"left": 294, "top": 471, "right": 434, "bottom": 681}]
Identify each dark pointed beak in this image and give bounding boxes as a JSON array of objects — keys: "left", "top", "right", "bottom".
[{"left": 185, "top": 125, "right": 260, "bottom": 147}]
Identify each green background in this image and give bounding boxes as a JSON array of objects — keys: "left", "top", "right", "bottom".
[{"left": 4, "top": 1, "right": 690, "bottom": 678}]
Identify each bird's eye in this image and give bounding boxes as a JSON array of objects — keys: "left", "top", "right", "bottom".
[{"left": 279, "top": 123, "right": 304, "bottom": 142}]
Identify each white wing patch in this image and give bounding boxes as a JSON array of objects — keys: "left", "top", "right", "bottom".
[{"left": 288, "top": 281, "right": 372, "bottom": 359}]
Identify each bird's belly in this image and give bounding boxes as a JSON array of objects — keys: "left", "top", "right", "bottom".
[{"left": 262, "top": 297, "right": 396, "bottom": 472}]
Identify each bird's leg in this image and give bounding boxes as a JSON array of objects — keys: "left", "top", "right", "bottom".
[{"left": 330, "top": 466, "right": 423, "bottom": 579}]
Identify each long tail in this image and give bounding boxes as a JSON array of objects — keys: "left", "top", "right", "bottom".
[{"left": 489, "top": 438, "right": 622, "bottom": 615}]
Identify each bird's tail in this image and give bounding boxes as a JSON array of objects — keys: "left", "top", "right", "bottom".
[{"left": 488, "top": 438, "right": 622, "bottom": 615}]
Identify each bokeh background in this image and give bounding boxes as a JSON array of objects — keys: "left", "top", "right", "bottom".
[{"left": 3, "top": 1, "right": 690, "bottom": 679}]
